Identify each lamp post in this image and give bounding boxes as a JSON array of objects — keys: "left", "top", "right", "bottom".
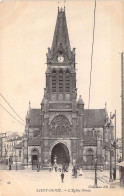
[
  {"left": 106, "top": 118, "right": 113, "bottom": 182},
  {"left": 94, "top": 157, "right": 97, "bottom": 187},
  {"left": 109, "top": 139, "right": 113, "bottom": 182},
  {"left": 114, "top": 110, "right": 116, "bottom": 180},
  {"left": 111, "top": 110, "right": 116, "bottom": 180},
  {"left": 109, "top": 119, "right": 113, "bottom": 182},
  {"left": 94, "top": 133, "right": 98, "bottom": 187}
]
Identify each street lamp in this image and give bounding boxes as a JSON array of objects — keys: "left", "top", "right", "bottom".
[
  {"left": 109, "top": 139, "right": 113, "bottom": 182},
  {"left": 94, "top": 157, "right": 97, "bottom": 187},
  {"left": 111, "top": 110, "right": 116, "bottom": 180},
  {"left": 94, "top": 132, "right": 98, "bottom": 187},
  {"left": 107, "top": 118, "right": 113, "bottom": 182}
]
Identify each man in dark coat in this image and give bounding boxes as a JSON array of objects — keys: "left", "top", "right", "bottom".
[
  {"left": 113, "top": 168, "right": 116, "bottom": 181},
  {"left": 61, "top": 172, "right": 64, "bottom": 183}
]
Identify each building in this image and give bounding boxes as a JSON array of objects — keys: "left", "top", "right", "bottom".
[
  {"left": 0, "top": 133, "right": 7, "bottom": 164},
  {"left": 0, "top": 132, "right": 22, "bottom": 168},
  {"left": 119, "top": 52, "right": 124, "bottom": 188},
  {"left": 19, "top": 7, "right": 114, "bottom": 170},
  {"left": 7, "top": 134, "right": 22, "bottom": 167},
  {"left": 116, "top": 138, "right": 122, "bottom": 163}
]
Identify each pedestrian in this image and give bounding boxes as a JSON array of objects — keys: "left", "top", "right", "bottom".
[
  {"left": 113, "top": 168, "right": 116, "bottom": 181},
  {"left": 9, "top": 164, "right": 11, "bottom": 170},
  {"left": 49, "top": 166, "right": 52, "bottom": 172},
  {"left": 79, "top": 167, "right": 82, "bottom": 176},
  {"left": 100, "top": 165, "right": 103, "bottom": 172},
  {"left": 55, "top": 165, "right": 57, "bottom": 172},
  {"left": 61, "top": 172, "right": 64, "bottom": 183},
  {"left": 37, "top": 164, "right": 40, "bottom": 172}
]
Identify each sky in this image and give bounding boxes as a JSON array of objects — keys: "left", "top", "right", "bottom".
[{"left": 0, "top": 0, "right": 124, "bottom": 137}]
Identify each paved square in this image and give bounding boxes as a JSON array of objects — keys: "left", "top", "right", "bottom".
[{"left": 0, "top": 169, "right": 122, "bottom": 196}]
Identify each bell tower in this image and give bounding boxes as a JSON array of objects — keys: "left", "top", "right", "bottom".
[{"left": 40, "top": 7, "right": 84, "bottom": 167}]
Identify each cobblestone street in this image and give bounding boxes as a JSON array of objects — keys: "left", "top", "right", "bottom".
[{"left": 0, "top": 169, "right": 123, "bottom": 196}]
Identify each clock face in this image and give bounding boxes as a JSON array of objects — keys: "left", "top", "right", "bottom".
[{"left": 58, "top": 56, "right": 64, "bottom": 62}]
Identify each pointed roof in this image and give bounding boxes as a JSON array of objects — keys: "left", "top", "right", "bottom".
[
  {"left": 28, "top": 109, "right": 41, "bottom": 127},
  {"left": 51, "top": 7, "right": 71, "bottom": 58},
  {"left": 84, "top": 109, "right": 107, "bottom": 128},
  {"left": 77, "top": 95, "right": 84, "bottom": 105}
]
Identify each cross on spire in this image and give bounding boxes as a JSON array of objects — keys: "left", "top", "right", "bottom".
[
  {"left": 64, "top": 0, "right": 66, "bottom": 7},
  {"left": 58, "top": 0, "right": 60, "bottom": 7},
  {"left": 58, "top": 0, "right": 66, "bottom": 9}
]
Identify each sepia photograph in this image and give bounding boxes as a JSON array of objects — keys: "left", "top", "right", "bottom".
[{"left": 0, "top": 0, "right": 124, "bottom": 195}]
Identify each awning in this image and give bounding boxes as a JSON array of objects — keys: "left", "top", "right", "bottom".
[{"left": 117, "top": 161, "right": 124, "bottom": 167}]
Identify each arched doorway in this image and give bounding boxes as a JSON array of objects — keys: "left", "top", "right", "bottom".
[
  {"left": 51, "top": 143, "right": 70, "bottom": 165},
  {"left": 31, "top": 149, "right": 39, "bottom": 170},
  {"left": 86, "top": 149, "right": 93, "bottom": 165}
]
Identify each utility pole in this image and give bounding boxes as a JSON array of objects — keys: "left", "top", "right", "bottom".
[
  {"left": 109, "top": 114, "right": 113, "bottom": 182},
  {"left": 94, "top": 157, "right": 97, "bottom": 187},
  {"left": 110, "top": 110, "right": 117, "bottom": 180},
  {"left": 120, "top": 52, "right": 124, "bottom": 187},
  {"left": 114, "top": 110, "right": 116, "bottom": 180},
  {"left": 94, "top": 134, "right": 97, "bottom": 187},
  {"left": 122, "top": 52, "right": 124, "bottom": 161},
  {"left": 109, "top": 131, "right": 113, "bottom": 182}
]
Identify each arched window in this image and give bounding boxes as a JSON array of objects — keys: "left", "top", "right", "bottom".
[
  {"left": 50, "top": 115, "right": 70, "bottom": 138},
  {"left": 94, "top": 131, "right": 97, "bottom": 137},
  {"left": 58, "top": 70, "right": 63, "bottom": 92},
  {"left": 52, "top": 126, "right": 55, "bottom": 135},
  {"left": 61, "top": 126, "right": 65, "bottom": 134},
  {"left": 87, "top": 130, "right": 90, "bottom": 136},
  {"left": 90, "top": 131, "right": 93, "bottom": 137},
  {"left": 66, "top": 126, "right": 69, "bottom": 131},
  {"left": 33, "top": 131, "right": 38, "bottom": 137},
  {"left": 32, "top": 148, "right": 39, "bottom": 155},
  {"left": 56, "top": 126, "right": 60, "bottom": 135},
  {"left": 19, "top": 150, "right": 21, "bottom": 157},
  {"left": 65, "top": 70, "right": 70, "bottom": 92},
  {"left": 52, "top": 70, "right": 57, "bottom": 92}
]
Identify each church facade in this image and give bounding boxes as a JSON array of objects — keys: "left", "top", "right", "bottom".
[{"left": 20, "top": 7, "right": 114, "bottom": 170}]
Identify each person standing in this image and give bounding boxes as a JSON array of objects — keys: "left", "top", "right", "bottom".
[
  {"left": 37, "top": 164, "right": 40, "bottom": 172},
  {"left": 61, "top": 172, "right": 64, "bottom": 183},
  {"left": 9, "top": 164, "right": 11, "bottom": 170},
  {"left": 113, "top": 168, "right": 116, "bottom": 181},
  {"left": 100, "top": 165, "right": 103, "bottom": 172}
]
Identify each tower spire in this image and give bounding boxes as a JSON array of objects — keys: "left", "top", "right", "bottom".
[{"left": 51, "top": 4, "right": 71, "bottom": 58}]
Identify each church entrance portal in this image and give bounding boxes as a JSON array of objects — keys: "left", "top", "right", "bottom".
[
  {"left": 32, "top": 155, "right": 38, "bottom": 170},
  {"left": 51, "top": 143, "right": 70, "bottom": 165},
  {"left": 32, "top": 149, "right": 39, "bottom": 170}
]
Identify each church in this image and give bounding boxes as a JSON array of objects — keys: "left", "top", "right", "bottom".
[{"left": 18, "top": 7, "right": 114, "bottom": 170}]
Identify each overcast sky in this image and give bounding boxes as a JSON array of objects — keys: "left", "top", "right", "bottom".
[{"left": 0, "top": 1, "right": 124, "bottom": 137}]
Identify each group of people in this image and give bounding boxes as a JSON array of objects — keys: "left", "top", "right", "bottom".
[
  {"left": 52, "top": 164, "right": 69, "bottom": 172},
  {"left": 37, "top": 163, "right": 117, "bottom": 183},
  {"left": 100, "top": 165, "right": 116, "bottom": 181},
  {"left": 72, "top": 166, "right": 78, "bottom": 178}
]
